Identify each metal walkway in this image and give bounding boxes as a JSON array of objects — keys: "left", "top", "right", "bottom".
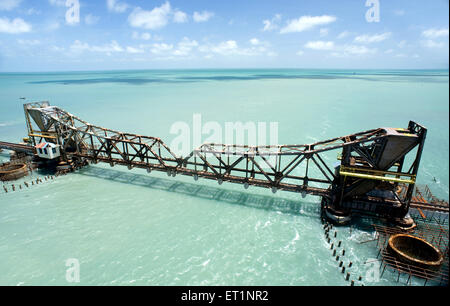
[{"left": 0, "top": 141, "right": 35, "bottom": 154}]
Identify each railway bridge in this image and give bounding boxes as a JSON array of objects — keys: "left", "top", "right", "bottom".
[{"left": 4, "top": 101, "right": 444, "bottom": 227}]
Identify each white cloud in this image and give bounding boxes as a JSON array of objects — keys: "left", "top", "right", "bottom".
[
  {"left": 280, "top": 15, "right": 336, "bottom": 34},
  {"left": 48, "top": 0, "right": 65, "bottom": 6},
  {"left": 320, "top": 28, "right": 329, "bottom": 37},
  {"left": 173, "top": 10, "right": 188, "bottom": 23},
  {"left": 393, "top": 10, "right": 405, "bottom": 16},
  {"left": 384, "top": 49, "right": 394, "bottom": 54},
  {"left": 91, "top": 41, "right": 124, "bottom": 53},
  {"left": 304, "top": 40, "right": 377, "bottom": 57},
  {"left": 0, "top": 0, "right": 22, "bottom": 11},
  {"left": 397, "top": 40, "right": 407, "bottom": 48},
  {"left": 354, "top": 32, "right": 391, "bottom": 43},
  {"left": 200, "top": 40, "right": 237, "bottom": 55},
  {"left": 17, "top": 39, "right": 40, "bottom": 45},
  {"left": 25, "top": 8, "right": 41, "bottom": 15},
  {"left": 304, "top": 40, "right": 335, "bottom": 50},
  {"left": 70, "top": 40, "right": 124, "bottom": 54},
  {"left": 70, "top": 40, "right": 90, "bottom": 52},
  {"left": 141, "top": 32, "right": 151, "bottom": 40},
  {"left": 150, "top": 42, "right": 173, "bottom": 54},
  {"left": 421, "top": 40, "right": 445, "bottom": 48},
  {"left": 46, "top": 21, "right": 60, "bottom": 31},
  {"left": 193, "top": 11, "right": 214, "bottom": 23},
  {"left": 337, "top": 31, "right": 350, "bottom": 39},
  {"left": 132, "top": 31, "right": 151, "bottom": 40},
  {"left": 0, "top": 17, "right": 31, "bottom": 33},
  {"left": 49, "top": 45, "right": 65, "bottom": 52},
  {"left": 152, "top": 34, "right": 164, "bottom": 41},
  {"left": 296, "top": 50, "right": 304, "bottom": 56},
  {"left": 342, "top": 45, "right": 376, "bottom": 55},
  {"left": 390, "top": 53, "right": 419, "bottom": 59},
  {"left": 331, "top": 46, "right": 377, "bottom": 57},
  {"left": 250, "top": 38, "right": 260, "bottom": 45},
  {"left": 197, "top": 38, "right": 274, "bottom": 57},
  {"left": 107, "top": 0, "right": 129, "bottom": 13},
  {"left": 199, "top": 40, "right": 270, "bottom": 57},
  {"left": 422, "top": 28, "right": 449, "bottom": 39},
  {"left": 128, "top": 2, "right": 172, "bottom": 30},
  {"left": 173, "top": 37, "right": 198, "bottom": 56},
  {"left": 420, "top": 28, "right": 449, "bottom": 50},
  {"left": 262, "top": 14, "right": 281, "bottom": 32},
  {"left": 126, "top": 46, "right": 144, "bottom": 54},
  {"left": 85, "top": 14, "right": 100, "bottom": 25}
]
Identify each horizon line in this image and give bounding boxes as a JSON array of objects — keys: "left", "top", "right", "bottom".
[{"left": 1, "top": 67, "right": 449, "bottom": 74}]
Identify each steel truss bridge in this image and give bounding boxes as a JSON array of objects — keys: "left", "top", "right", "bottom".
[{"left": 20, "top": 101, "right": 448, "bottom": 218}]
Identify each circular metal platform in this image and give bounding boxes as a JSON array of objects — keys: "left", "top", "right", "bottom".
[
  {"left": 0, "top": 163, "right": 28, "bottom": 181},
  {"left": 387, "top": 234, "right": 444, "bottom": 269}
]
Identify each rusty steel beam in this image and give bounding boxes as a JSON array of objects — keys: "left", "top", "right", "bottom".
[
  {"left": 0, "top": 141, "right": 35, "bottom": 155},
  {"left": 22, "top": 102, "right": 437, "bottom": 217}
]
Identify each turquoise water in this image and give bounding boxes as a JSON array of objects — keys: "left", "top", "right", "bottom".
[{"left": 0, "top": 69, "right": 448, "bottom": 286}]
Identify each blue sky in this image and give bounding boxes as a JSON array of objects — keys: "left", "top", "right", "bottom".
[{"left": 0, "top": 0, "right": 448, "bottom": 71}]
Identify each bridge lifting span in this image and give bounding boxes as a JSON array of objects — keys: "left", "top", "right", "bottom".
[{"left": 19, "top": 101, "right": 442, "bottom": 226}]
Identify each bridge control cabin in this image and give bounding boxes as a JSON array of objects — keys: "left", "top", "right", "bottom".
[{"left": 35, "top": 142, "right": 61, "bottom": 160}]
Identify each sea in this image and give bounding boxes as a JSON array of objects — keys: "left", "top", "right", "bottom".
[{"left": 0, "top": 69, "right": 448, "bottom": 286}]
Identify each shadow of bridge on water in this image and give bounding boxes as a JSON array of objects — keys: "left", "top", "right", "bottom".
[{"left": 77, "top": 165, "right": 322, "bottom": 219}]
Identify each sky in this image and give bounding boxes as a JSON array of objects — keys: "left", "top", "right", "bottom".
[{"left": 0, "top": 0, "right": 448, "bottom": 72}]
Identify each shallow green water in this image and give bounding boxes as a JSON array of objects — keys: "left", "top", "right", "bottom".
[{"left": 0, "top": 69, "right": 448, "bottom": 285}]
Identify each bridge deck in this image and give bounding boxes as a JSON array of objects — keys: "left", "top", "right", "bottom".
[
  {"left": 17, "top": 101, "right": 449, "bottom": 215},
  {"left": 0, "top": 141, "right": 35, "bottom": 154}
]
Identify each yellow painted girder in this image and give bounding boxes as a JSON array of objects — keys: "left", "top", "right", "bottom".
[{"left": 340, "top": 166, "right": 416, "bottom": 184}]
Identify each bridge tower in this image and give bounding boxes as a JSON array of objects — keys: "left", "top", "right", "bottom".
[{"left": 324, "top": 122, "right": 427, "bottom": 229}]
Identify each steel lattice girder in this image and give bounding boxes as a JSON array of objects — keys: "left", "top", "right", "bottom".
[{"left": 24, "top": 102, "right": 426, "bottom": 203}]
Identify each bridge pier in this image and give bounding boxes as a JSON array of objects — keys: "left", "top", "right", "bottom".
[
  {"left": 321, "top": 197, "right": 352, "bottom": 225},
  {"left": 389, "top": 214, "right": 417, "bottom": 231}
]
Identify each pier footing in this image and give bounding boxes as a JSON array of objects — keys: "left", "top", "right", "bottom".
[
  {"left": 324, "top": 207, "right": 352, "bottom": 225},
  {"left": 0, "top": 163, "right": 29, "bottom": 181},
  {"left": 322, "top": 198, "right": 352, "bottom": 225},
  {"left": 390, "top": 214, "right": 417, "bottom": 232}
]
